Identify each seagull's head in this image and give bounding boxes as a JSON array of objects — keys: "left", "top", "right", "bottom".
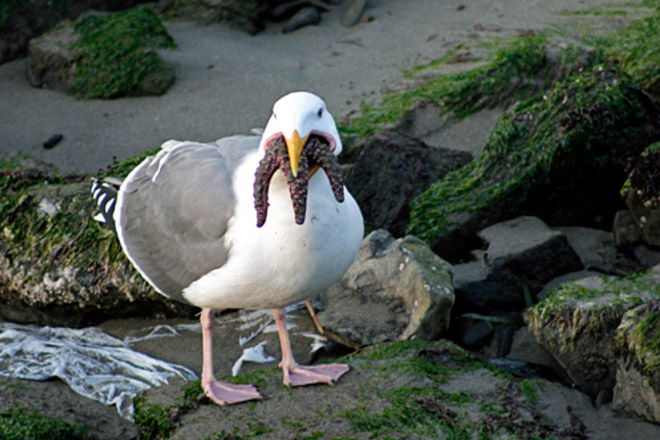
[
  {"left": 254, "top": 92, "right": 346, "bottom": 227},
  {"left": 259, "top": 91, "right": 342, "bottom": 177}
]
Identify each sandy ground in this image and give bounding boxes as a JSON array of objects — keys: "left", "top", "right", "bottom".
[{"left": 0, "top": 0, "right": 639, "bottom": 175}]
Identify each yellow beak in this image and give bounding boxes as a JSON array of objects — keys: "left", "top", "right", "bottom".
[{"left": 285, "top": 130, "right": 308, "bottom": 177}]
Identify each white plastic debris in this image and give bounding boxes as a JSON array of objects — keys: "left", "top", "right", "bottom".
[
  {"left": 231, "top": 341, "right": 276, "bottom": 376},
  {"left": 0, "top": 321, "right": 197, "bottom": 420}
]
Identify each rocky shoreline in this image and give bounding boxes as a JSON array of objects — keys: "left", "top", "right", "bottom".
[{"left": 1, "top": 0, "right": 660, "bottom": 439}]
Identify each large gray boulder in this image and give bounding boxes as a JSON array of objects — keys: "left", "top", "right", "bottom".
[{"left": 314, "top": 230, "right": 454, "bottom": 348}]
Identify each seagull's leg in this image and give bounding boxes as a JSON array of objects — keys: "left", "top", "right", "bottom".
[
  {"left": 200, "top": 308, "right": 262, "bottom": 405},
  {"left": 273, "top": 308, "right": 350, "bottom": 387}
]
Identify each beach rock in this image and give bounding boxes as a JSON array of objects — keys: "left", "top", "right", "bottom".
[
  {"left": 345, "top": 130, "right": 472, "bottom": 237},
  {"left": 26, "top": 7, "right": 176, "bottom": 99},
  {"left": 506, "top": 326, "right": 567, "bottom": 380},
  {"left": 0, "top": 162, "right": 196, "bottom": 327},
  {"left": 26, "top": 24, "right": 79, "bottom": 92},
  {"left": 453, "top": 217, "right": 582, "bottom": 313},
  {"left": 633, "top": 244, "right": 660, "bottom": 268},
  {"left": 555, "top": 226, "right": 643, "bottom": 276},
  {"left": 613, "top": 209, "right": 642, "bottom": 247},
  {"left": 134, "top": 339, "right": 660, "bottom": 439},
  {"left": 314, "top": 230, "right": 454, "bottom": 349},
  {"left": 524, "top": 264, "right": 660, "bottom": 398},
  {"left": 613, "top": 301, "right": 660, "bottom": 424},
  {"left": 408, "top": 67, "right": 660, "bottom": 262},
  {"left": 281, "top": 6, "right": 321, "bottom": 33},
  {"left": 269, "top": 1, "right": 328, "bottom": 22},
  {"left": 0, "top": 0, "right": 149, "bottom": 65},
  {"left": 453, "top": 315, "right": 494, "bottom": 349}
]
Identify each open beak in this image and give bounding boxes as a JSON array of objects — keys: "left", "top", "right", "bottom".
[{"left": 284, "top": 130, "right": 308, "bottom": 177}]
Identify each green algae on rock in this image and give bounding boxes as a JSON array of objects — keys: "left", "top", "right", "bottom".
[
  {"left": 598, "top": 6, "right": 660, "bottom": 96},
  {"left": 524, "top": 264, "right": 660, "bottom": 398},
  {"left": 406, "top": 67, "right": 660, "bottom": 260},
  {"left": 0, "top": 407, "right": 88, "bottom": 440},
  {"left": 27, "top": 6, "right": 177, "bottom": 99},
  {"left": 341, "top": 35, "right": 595, "bottom": 142},
  {"left": 69, "top": 6, "right": 176, "bottom": 99},
  {"left": 134, "top": 340, "right": 591, "bottom": 439},
  {"left": 0, "top": 157, "right": 195, "bottom": 327},
  {"left": 613, "top": 301, "right": 660, "bottom": 424}
]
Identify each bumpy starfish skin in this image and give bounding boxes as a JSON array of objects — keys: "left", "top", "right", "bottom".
[{"left": 254, "top": 136, "right": 344, "bottom": 227}]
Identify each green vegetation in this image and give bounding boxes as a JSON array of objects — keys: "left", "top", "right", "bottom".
[
  {"left": 134, "top": 397, "right": 172, "bottom": 440},
  {"left": 0, "top": 144, "right": 170, "bottom": 276},
  {"left": 342, "top": 4, "right": 659, "bottom": 142},
  {"left": 133, "top": 339, "right": 581, "bottom": 439},
  {"left": 525, "top": 268, "right": 660, "bottom": 350},
  {"left": 0, "top": 173, "right": 125, "bottom": 272},
  {"left": 0, "top": 407, "right": 88, "bottom": 440},
  {"left": 70, "top": 6, "right": 177, "bottom": 99},
  {"left": 595, "top": 5, "right": 660, "bottom": 94},
  {"left": 406, "top": 66, "right": 657, "bottom": 245},
  {"left": 630, "top": 311, "right": 660, "bottom": 371},
  {"left": 617, "top": 302, "right": 660, "bottom": 375},
  {"left": 340, "top": 6, "right": 660, "bottom": 248},
  {"left": 342, "top": 35, "right": 595, "bottom": 140}
]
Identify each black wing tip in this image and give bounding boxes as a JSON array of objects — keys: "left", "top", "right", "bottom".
[{"left": 91, "top": 177, "right": 121, "bottom": 235}]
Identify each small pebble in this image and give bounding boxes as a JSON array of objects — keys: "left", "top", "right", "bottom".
[{"left": 43, "top": 134, "right": 63, "bottom": 150}]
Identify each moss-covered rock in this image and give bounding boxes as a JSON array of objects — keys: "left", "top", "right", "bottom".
[
  {"left": 407, "top": 67, "right": 660, "bottom": 260},
  {"left": 524, "top": 264, "right": 660, "bottom": 397},
  {"left": 613, "top": 301, "right": 660, "bottom": 424},
  {"left": 0, "top": 155, "right": 195, "bottom": 327},
  {"left": 341, "top": 35, "right": 597, "bottom": 145},
  {"left": 134, "top": 339, "right": 595, "bottom": 439},
  {"left": 599, "top": 6, "right": 660, "bottom": 96},
  {"left": 27, "top": 6, "right": 176, "bottom": 99}
]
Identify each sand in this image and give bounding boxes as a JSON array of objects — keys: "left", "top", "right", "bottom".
[{"left": 0, "top": 0, "right": 638, "bottom": 175}]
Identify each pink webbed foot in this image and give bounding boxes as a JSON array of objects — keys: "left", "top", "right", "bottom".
[
  {"left": 199, "top": 308, "right": 262, "bottom": 406},
  {"left": 202, "top": 379, "right": 262, "bottom": 405},
  {"left": 273, "top": 307, "right": 350, "bottom": 387},
  {"left": 281, "top": 362, "right": 350, "bottom": 387}
]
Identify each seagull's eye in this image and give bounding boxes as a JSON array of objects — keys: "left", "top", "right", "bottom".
[
  {"left": 273, "top": 112, "right": 277, "bottom": 119},
  {"left": 317, "top": 107, "right": 323, "bottom": 118}
]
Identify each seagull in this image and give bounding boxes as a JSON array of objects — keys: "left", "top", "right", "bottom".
[{"left": 92, "top": 91, "right": 364, "bottom": 405}]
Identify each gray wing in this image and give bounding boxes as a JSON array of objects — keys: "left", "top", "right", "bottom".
[{"left": 116, "top": 136, "right": 259, "bottom": 302}]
